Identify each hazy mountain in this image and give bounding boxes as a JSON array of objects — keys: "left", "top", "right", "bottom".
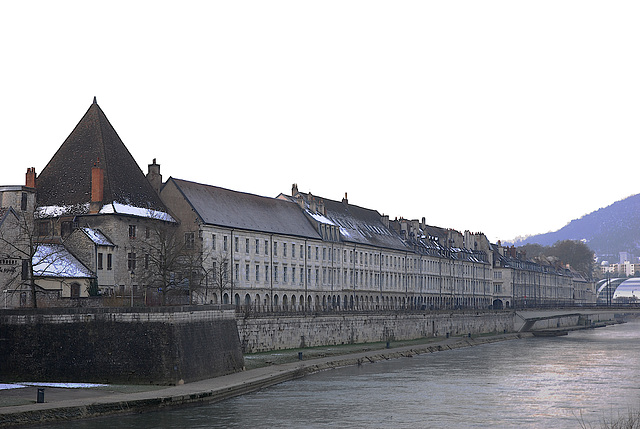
[{"left": 509, "top": 193, "right": 640, "bottom": 258}]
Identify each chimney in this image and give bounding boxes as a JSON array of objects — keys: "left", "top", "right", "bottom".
[
  {"left": 292, "top": 183, "right": 299, "bottom": 196},
  {"left": 342, "top": 192, "right": 348, "bottom": 204},
  {"left": 147, "top": 158, "right": 162, "bottom": 194},
  {"left": 309, "top": 194, "right": 317, "bottom": 212},
  {"left": 381, "top": 214, "right": 389, "bottom": 228},
  {"left": 25, "top": 167, "right": 36, "bottom": 188},
  {"left": 90, "top": 161, "right": 104, "bottom": 213}
]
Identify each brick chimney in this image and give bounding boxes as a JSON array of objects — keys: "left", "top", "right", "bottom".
[
  {"left": 90, "top": 161, "right": 104, "bottom": 213},
  {"left": 25, "top": 167, "right": 36, "bottom": 188}
]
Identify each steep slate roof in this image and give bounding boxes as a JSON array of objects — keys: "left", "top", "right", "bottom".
[
  {"left": 279, "top": 192, "right": 408, "bottom": 252},
  {"left": 36, "top": 99, "right": 168, "bottom": 214},
  {"left": 169, "top": 178, "right": 322, "bottom": 239},
  {"left": 321, "top": 198, "right": 408, "bottom": 251}
]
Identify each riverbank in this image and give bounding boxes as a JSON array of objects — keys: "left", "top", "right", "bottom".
[{"left": 0, "top": 331, "right": 531, "bottom": 427}]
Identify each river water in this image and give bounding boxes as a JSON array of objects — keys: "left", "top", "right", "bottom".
[{"left": 48, "top": 320, "right": 640, "bottom": 428}]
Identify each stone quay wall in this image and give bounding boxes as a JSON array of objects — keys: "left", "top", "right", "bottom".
[
  {"left": 0, "top": 306, "right": 244, "bottom": 385},
  {"left": 236, "top": 311, "right": 517, "bottom": 353}
]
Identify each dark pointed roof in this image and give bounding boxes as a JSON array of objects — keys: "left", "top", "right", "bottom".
[{"left": 36, "top": 100, "right": 168, "bottom": 214}]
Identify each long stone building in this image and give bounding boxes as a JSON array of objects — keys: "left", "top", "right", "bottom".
[{"left": 0, "top": 99, "right": 596, "bottom": 309}]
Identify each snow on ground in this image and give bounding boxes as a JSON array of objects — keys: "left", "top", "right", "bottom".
[{"left": 0, "top": 382, "right": 107, "bottom": 390}]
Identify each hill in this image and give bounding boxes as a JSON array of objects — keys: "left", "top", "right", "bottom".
[{"left": 510, "top": 193, "right": 640, "bottom": 258}]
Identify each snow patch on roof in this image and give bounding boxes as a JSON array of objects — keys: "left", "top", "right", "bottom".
[
  {"left": 99, "top": 202, "right": 175, "bottom": 222},
  {"left": 80, "top": 228, "right": 114, "bottom": 246},
  {"left": 36, "top": 203, "right": 89, "bottom": 218},
  {"left": 33, "top": 244, "right": 94, "bottom": 278},
  {"left": 306, "top": 210, "right": 336, "bottom": 225}
]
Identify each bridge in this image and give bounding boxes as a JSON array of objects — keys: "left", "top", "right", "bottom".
[{"left": 515, "top": 308, "right": 633, "bottom": 335}]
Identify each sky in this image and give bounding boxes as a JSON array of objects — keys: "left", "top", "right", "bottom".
[{"left": 1, "top": 1, "right": 639, "bottom": 243}]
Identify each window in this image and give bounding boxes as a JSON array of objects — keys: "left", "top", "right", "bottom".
[
  {"left": 145, "top": 227, "right": 150, "bottom": 239},
  {"left": 245, "top": 238, "right": 249, "bottom": 253},
  {"left": 38, "top": 221, "right": 50, "bottom": 237},
  {"left": 107, "top": 254, "right": 112, "bottom": 270},
  {"left": 212, "top": 234, "right": 217, "bottom": 251},
  {"left": 265, "top": 240, "right": 269, "bottom": 255},
  {"left": 127, "top": 253, "right": 136, "bottom": 271},
  {"left": 245, "top": 264, "right": 249, "bottom": 281},
  {"left": 283, "top": 243, "right": 287, "bottom": 257},
  {"left": 145, "top": 254, "right": 150, "bottom": 269},
  {"left": 274, "top": 242, "right": 278, "bottom": 256},
  {"left": 315, "top": 247, "right": 319, "bottom": 260},
  {"left": 97, "top": 253, "right": 103, "bottom": 270},
  {"left": 20, "top": 193, "right": 27, "bottom": 211},
  {"left": 256, "top": 265, "right": 260, "bottom": 282},
  {"left": 265, "top": 265, "right": 269, "bottom": 282},
  {"left": 292, "top": 267, "right": 296, "bottom": 284},
  {"left": 234, "top": 237, "right": 239, "bottom": 252},
  {"left": 21, "top": 259, "right": 28, "bottom": 280},
  {"left": 292, "top": 244, "right": 295, "bottom": 258},
  {"left": 185, "top": 232, "right": 195, "bottom": 249},
  {"left": 283, "top": 266, "right": 288, "bottom": 283},
  {"left": 128, "top": 225, "right": 137, "bottom": 239},
  {"left": 274, "top": 266, "right": 279, "bottom": 282},
  {"left": 223, "top": 236, "right": 228, "bottom": 251},
  {"left": 255, "top": 239, "right": 260, "bottom": 254},
  {"left": 323, "top": 248, "right": 326, "bottom": 260},
  {"left": 235, "top": 264, "right": 239, "bottom": 281}
]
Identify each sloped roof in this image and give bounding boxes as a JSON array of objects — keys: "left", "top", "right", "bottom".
[
  {"left": 78, "top": 228, "right": 115, "bottom": 247},
  {"left": 33, "top": 244, "right": 94, "bottom": 278},
  {"left": 280, "top": 192, "right": 408, "bottom": 251},
  {"left": 169, "top": 178, "right": 322, "bottom": 239},
  {"left": 36, "top": 99, "right": 169, "bottom": 215}
]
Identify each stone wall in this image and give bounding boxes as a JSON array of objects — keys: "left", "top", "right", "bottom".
[
  {"left": 0, "top": 306, "right": 243, "bottom": 385},
  {"left": 236, "top": 311, "right": 516, "bottom": 353}
]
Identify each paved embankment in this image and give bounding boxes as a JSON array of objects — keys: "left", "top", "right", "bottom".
[{"left": 0, "top": 332, "right": 530, "bottom": 427}]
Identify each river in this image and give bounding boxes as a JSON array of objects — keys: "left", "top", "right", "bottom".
[{"left": 45, "top": 320, "right": 640, "bottom": 428}]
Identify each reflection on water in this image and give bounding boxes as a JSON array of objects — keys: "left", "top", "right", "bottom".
[{"left": 44, "top": 320, "right": 640, "bottom": 429}]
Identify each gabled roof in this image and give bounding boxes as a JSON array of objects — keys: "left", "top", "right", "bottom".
[
  {"left": 36, "top": 99, "right": 169, "bottom": 215},
  {"left": 169, "top": 178, "right": 321, "bottom": 239}
]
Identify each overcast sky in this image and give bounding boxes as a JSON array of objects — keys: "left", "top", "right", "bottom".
[{"left": 2, "top": 1, "right": 639, "bottom": 243}]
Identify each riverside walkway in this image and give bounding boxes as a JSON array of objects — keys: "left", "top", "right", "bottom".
[{"left": 0, "top": 332, "right": 528, "bottom": 427}]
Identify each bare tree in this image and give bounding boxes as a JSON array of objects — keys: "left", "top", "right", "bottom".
[
  {"left": 207, "top": 250, "right": 232, "bottom": 305},
  {"left": 137, "top": 222, "right": 188, "bottom": 306},
  {"left": 0, "top": 209, "right": 65, "bottom": 308}
]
